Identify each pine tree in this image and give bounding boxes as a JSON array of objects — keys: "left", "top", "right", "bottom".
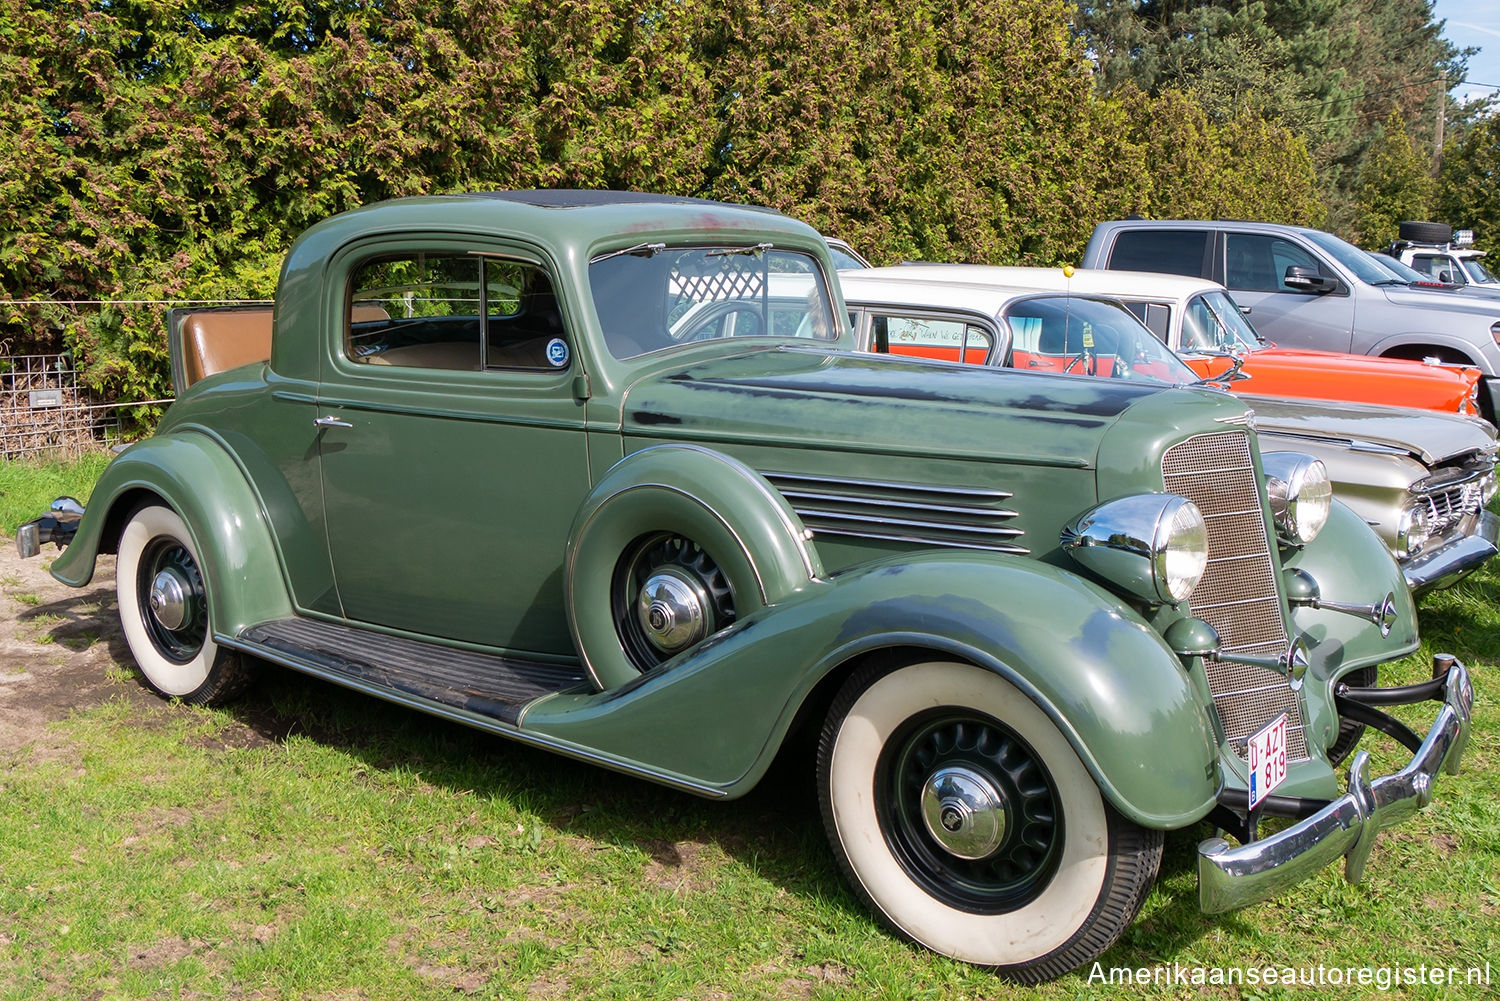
[{"left": 1352, "top": 109, "right": 1436, "bottom": 247}]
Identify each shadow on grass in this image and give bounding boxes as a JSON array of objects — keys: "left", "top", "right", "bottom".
[
  {"left": 20, "top": 586, "right": 130, "bottom": 658},
  {"left": 218, "top": 662, "right": 1233, "bottom": 974},
  {"left": 226, "top": 661, "right": 842, "bottom": 904}
]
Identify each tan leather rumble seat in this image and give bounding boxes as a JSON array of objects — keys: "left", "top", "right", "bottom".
[{"left": 178, "top": 308, "right": 274, "bottom": 389}]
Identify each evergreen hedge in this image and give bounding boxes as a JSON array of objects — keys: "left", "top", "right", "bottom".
[{"left": 0, "top": 0, "right": 1321, "bottom": 405}]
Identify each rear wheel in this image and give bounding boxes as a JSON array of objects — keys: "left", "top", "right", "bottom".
[
  {"left": 117, "top": 503, "right": 252, "bottom": 705},
  {"left": 817, "top": 660, "right": 1161, "bottom": 982}
]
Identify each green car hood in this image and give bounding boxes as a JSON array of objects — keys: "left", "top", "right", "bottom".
[{"left": 620, "top": 347, "right": 1176, "bottom": 466}]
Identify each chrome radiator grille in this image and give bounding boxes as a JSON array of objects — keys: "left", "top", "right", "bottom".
[
  {"left": 1417, "top": 470, "right": 1488, "bottom": 537},
  {"left": 761, "top": 472, "right": 1027, "bottom": 554},
  {"left": 1163, "top": 432, "right": 1308, "bottom": 760}
]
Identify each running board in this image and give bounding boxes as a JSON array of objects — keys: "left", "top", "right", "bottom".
[{"left": 230, "top": 617, "right": 589, "bottom": 726}]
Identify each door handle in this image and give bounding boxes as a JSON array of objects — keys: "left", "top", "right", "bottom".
[{"left": 313, "top": 415, "right": 354, "bottom": 429}]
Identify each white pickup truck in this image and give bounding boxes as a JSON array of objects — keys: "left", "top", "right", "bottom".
[{"left": 1386, "top": 221, "right": 1499, "bottom": 288}]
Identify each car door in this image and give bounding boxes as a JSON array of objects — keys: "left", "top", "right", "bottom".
[
  {"left": 1219, "top": 231, "right": 1356, "bottom": 353},
  {"left": 314, "top": 237, "right": 590, "bottom": 655}
]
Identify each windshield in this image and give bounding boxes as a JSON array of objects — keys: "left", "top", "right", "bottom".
[
  {"left": 825, "top": 240, "right": 872, "bottom": 270},
  {"left": 1004, "top": 295, "right": 1198, "bottom": 385},
  {"left": 1461, "top": 257, "right": 1499, "bottom": 284},
  {"left": 1181, "top": 291, "right": 1265, "bottom": 353},
  {"left": 589, "top": 246, "right": 838, "bottom": 358},
  {"left": 1302, "top": 230, "right": 1405, "bottom": 286}
]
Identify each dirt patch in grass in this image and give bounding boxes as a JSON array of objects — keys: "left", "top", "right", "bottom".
[
  {"left": 641, "top": 839, "right": 720, "bottom": 895},
  {"left": 0, "top": 549, "right": 149, "bottom": 745},
  {"left": 0, "top": 545, "right": 282, "bottom": 757},
  {"left": 127, "top": 936, "right": 207, "bottom": 969}
]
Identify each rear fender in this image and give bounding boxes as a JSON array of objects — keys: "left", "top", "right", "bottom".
[
  {"left": 526, "top": 551, "right": 1220, "bottom": 828},
  {"left": 50, "top": 433, "right": 293, "bottom": 635}
]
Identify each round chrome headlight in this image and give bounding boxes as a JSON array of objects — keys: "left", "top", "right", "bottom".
[
  {"left": 1396, "top": 502, "right": 1431, "bottom": 560},
  {"left": 1262, "top": 453, "right": 1331, "bottom": 545},
  {"left": 1061, "top": 494, "right": 1209, "bottom": 606}
]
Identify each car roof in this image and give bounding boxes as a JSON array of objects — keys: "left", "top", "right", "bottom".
[
  {"left": 471, "top": 189, "right": 783, "bottom": 213},
  {"left": 841, "top": 265, "right": 1223, "bottom": 310},
  {"left": 280, "top": 191, "right": 828, "bottom": 286},
  {"left": 1095, "top": 218, "right": 1326, "bottom": 238}
]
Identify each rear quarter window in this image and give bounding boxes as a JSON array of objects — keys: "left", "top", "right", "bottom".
[{"left": 1108, "top": 230, "right": 1210, "bottom": 278}]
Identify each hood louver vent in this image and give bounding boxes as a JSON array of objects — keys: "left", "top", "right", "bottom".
[{"left": 762, "top": 472, "right": 1028, "bottom": 554}]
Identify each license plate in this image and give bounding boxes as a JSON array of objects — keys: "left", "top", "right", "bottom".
[{"left": 1247, "top": 713, "right": 1289, "bottom": 811}]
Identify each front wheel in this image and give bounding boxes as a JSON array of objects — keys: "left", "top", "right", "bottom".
[
  {"left": 817, "top": 660, "right": 1161, "bottom": 982},
  {"left": 117, "top": 503, "right": 252, "bottom": 705}
]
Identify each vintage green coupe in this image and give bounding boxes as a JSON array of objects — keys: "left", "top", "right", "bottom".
[{"left": 18, "top": 192, "right": 1474, "bottom": 982}]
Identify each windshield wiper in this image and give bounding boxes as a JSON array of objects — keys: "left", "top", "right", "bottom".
[
  {"left": 706, "top": 242, "right": 773, "bottom": 258},
  {"left": 590, "top": 242, "right": 666, "bottom": 264}
]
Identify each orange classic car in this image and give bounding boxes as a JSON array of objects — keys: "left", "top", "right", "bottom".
[{"left": 869, "top": 266, "right": 1486, "bottom": 418}]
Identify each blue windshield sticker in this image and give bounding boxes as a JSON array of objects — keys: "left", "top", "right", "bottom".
[{"left": 546, "top": 338, "right": 570, "bottom": 368}]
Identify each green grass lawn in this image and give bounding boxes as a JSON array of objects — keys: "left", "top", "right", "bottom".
[
  {"left": 0, "top": 451, "right": 113, "bottom": 535},
  {"left": 1, "top": 452, "right": 1496, "bottom": 999}
]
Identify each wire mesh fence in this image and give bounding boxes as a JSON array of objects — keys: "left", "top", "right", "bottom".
[
  {"left": 0, "top": 353, "right": 166, "bottom": 459},
  {"left": 0, "top": 298, "right": 269, "bottom": 460}
]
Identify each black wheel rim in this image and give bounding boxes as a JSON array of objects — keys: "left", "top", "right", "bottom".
[
  {"left": 611, "top": 533, "right": 735, "bottom": 671},
  {"left": 875, "top": 707, "right": 1063, "bottom": 914},
  {"left": 137, "top": 536, "right": 208, "bottom": 663}
]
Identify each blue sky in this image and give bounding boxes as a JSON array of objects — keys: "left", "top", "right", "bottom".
[{"left": 1433, "top": 0, "right": 1500, "bottom": 105}]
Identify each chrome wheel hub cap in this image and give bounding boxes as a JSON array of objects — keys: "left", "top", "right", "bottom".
[
  {"left": 920, "top": 765, "right": 1008, "bottom": 860},
  {"left": 637, "top": 568, "right": 711, "bottom": 654},
  {"left": 148, "top": 569, "right": 193, "bottom": 631}
]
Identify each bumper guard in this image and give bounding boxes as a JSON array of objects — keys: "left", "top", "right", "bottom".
[
  {"left": 1403, "top": 509, "right": 1499, "bottom": 595},
  {"left": 1198, "top": 656, "right": 1473, "bottom": 914}
]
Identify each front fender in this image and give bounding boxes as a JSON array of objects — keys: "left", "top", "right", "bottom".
[
  {"left": 1284, "top": 499, "right": 1419, "bottom": 757},
  {"left": 524, "top": 551, "right": 1219, "bottom": 829},
  {"left": 50, "top": 432, "right": 293, "bottom": 636}
]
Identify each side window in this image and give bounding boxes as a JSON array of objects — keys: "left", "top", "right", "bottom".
[
  {"left": 871, "top": 314, "right": 992, "bottom": 364},
  {"left": 1121, "top": 301, "right": 1171, "bottom": 342},
  {"left": 483, "top": 260, "right": 570, "bottom": 369},
  {"left": 1109, "top": 230, "right": 1210, "bottom": 278},
  {"left": 1411, "top": 254, "right": 1457, "bottom": 283},
  {"left": 1225, "top": 234, "right": 1324, "bottom": 293},
  {"left": 347, "top": 253, "right": 569, "bottom": 372},
  {"left": 348, "top": 254, "right": 480, "bottom": 369}
]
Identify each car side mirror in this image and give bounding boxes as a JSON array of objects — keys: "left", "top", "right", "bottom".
[{"left": 1283, "top": 266, "right": 1338, "bottom": 294}]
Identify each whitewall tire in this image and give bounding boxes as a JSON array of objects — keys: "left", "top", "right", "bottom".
[
  {"left": 817, "top": 660, "right": 1161, "bottom": 982},
  {"left": 117, "top": 503, "right": 251, "bottom": 705}
]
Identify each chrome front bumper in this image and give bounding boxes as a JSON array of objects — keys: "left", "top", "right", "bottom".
[
  {"left": 1403, "top": 510, "right": 1499, "bottom": 594},
  {"left": 1198, "top": 657, "right": 1473, "bottom": 914}
]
